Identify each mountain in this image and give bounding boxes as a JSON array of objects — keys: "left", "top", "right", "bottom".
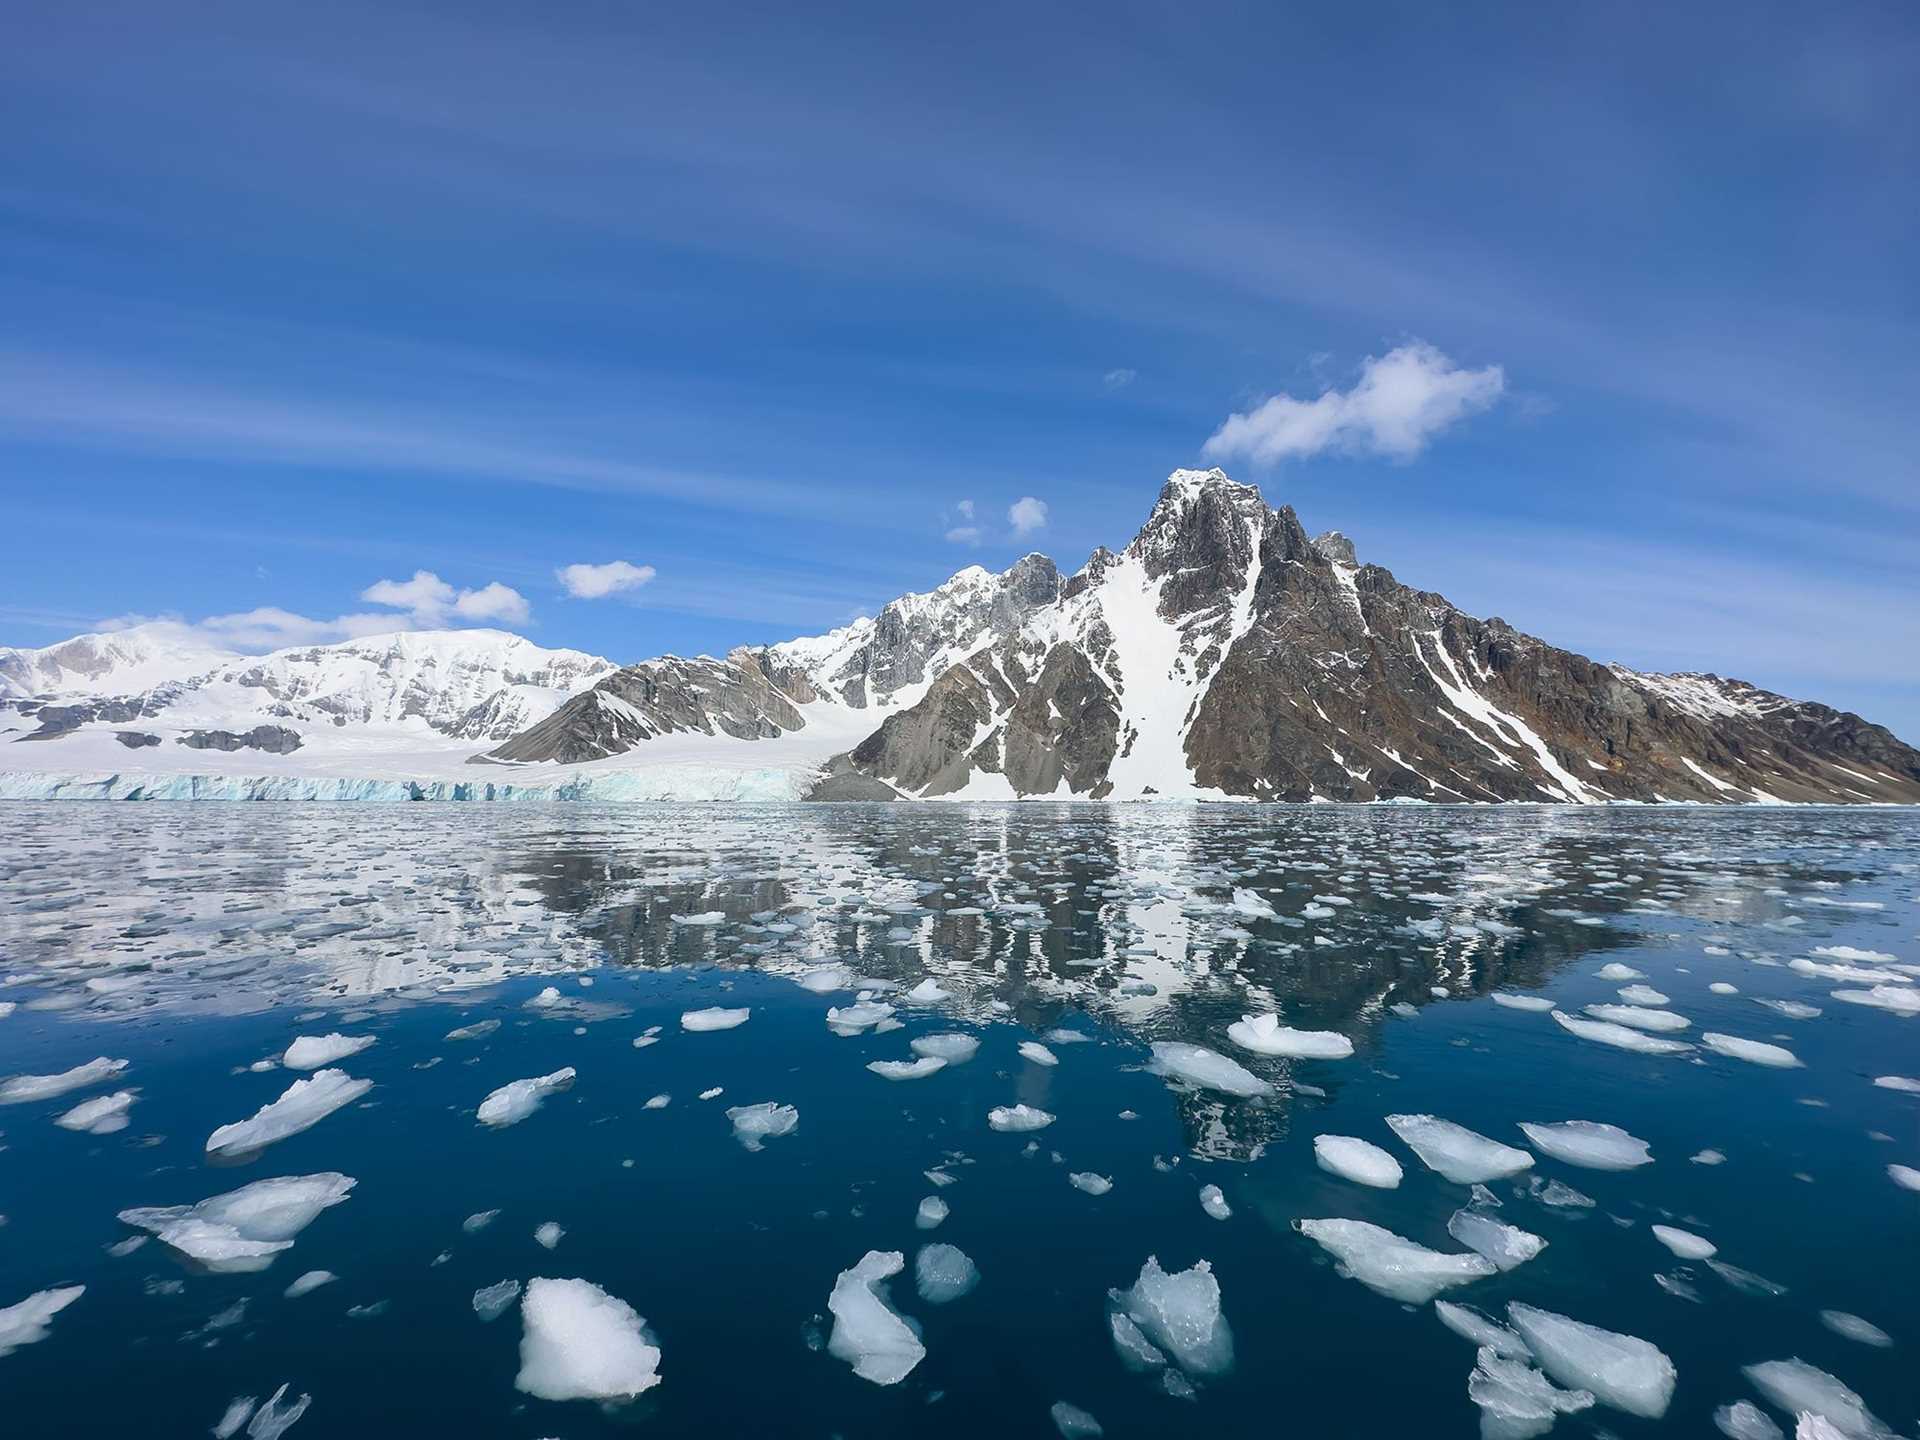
[
  {"left": 0, "top": 628, "right": 614, "bottom": 755},
  {"left": 482, "top": 556, "right": 1063, "bottom": 765},
  {"left": 827, "top": 470, "right": 1920, "bottom": 803}
]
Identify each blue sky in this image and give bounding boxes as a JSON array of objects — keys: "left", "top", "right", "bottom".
[{"left": 3, "top": 1, "right": 1916, "bottom": 736}]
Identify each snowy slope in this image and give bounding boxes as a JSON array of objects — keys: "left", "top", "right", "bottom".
[{"left": 0, "top": 623, "right": 237, "bottom": 700}]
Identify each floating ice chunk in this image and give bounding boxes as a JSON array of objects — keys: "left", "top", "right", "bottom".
[
  {"left": 0, "top": 1285, "right": 83, "bottom": 1357},
  {"left": 472, "top": 1279, "right": 522, "bottom": 1322},
  {"left": 1507, "top": 1303, "right": 1675, "bottom": 1419},
  {"left": 671, "top": 910, "right": 726, "bottom": 926},
  {"left": 827, "top": 1251, "right": 925, "bottom": 1386},
  {"left": 1518, "top": 1121, "right": 1652, "bottom": 1171},
  {"left": 1715, "top": 1399, "right": 1785, "bottom": 1440},
  {"left": 463, "top": 1209, "right": 500, "bottom": 1233},
  {"left": 1297, "top": 1219, "right": 1495, "bottom": 1304},
  {"left": 1871, "top": 1076, "right": 1920, "bottom": 1093},
  {"left": 988, "top": 1104, "right": 1055, "bottom": 1132},
  {"left": 1596, "top": 963, "right": 1645, "bottom": 981},
  {"left": 796, "top": 965, "right": 852, "bottom": 994},
  {"left": 1019, "top": 1041, "right": 1060, "bottom": 1067},
  {"left": 868, "top": 1057, "right": 947, "bottom": 1081},
  {"left": 911, "top": 1033, "right": 979, "bottom": 1064},
  {"left": 1701, "top": 1034, "right": 1803, "bottom": 1068},
  {"left": 1710, "top": 1259, "right": 1788, "bottom": 1297},
  {"left": 516, "top": 1276, "right": 662, "bottom": 1401},
  {"left": 1147, "top": 1042, "right": 1271, "bottom": 1098},
  {"left": 55, "top": 1089, "right": 136, "bottom": 1134},
  {"left": 1818, "top": 1311, "right": 1892, "bottom": 1348},
  {"left": 1109, "top": 1310, "right": 1167, "bottom": 1371},
  {"left": 1230, "top": 888, "right": 1279, "bottom": 920},
  {"left": 680, "top": 1007, "right": 750, "bottom": 1032},
  {"left": 535, "top": 1221, "right": 564, "bottom": 1250},
  {"left": 1530, "top": 1178, "right": 1595, "bottom": 1209},
  {"left": 0, "top": 1057, "right": 128, "bottom": 1105},
  {"left": 1448, "top": 1210, "right": 1546, "bottom": 1271},
  {"left": 247, "top": 1384, "right": 311, "bottom": 1439},
  {"left": 1651, "top": 1225, "right": 1716, "bottom": 1259},
  {"left": 1108, "top": 1257, "right": 1233, "bottom": 1377},
  {"left": 283, "top": 1034, "right": 375, "bottom": 1070},
  {"left": 1797, "top": 1416, "right": 1850, "bottom": 1440},
  {"left": 1551, "top": 1011, "right": 1693, "bottom": 1055},
  {"left": 904, "top": 979, "right": 950, "bottom": 1004},
  {"left": 212, "top": 1396, "right": 256, "bottom": 1439},
  {"left": 1583, "top": 1004, "right": 1691, "bottom": 1033},
  {"left": 1387, "top": 1114, "right": 1533, "bottom": 1184},
  {"left": 1044, "top": 1028, "right": 1094, "bottom": 1045},
  {"left": 1890, "top": 1164, "right": 1920, "bottom": 1191},
  {"left": 1051, "top": 1400, "right": 1104, "bottom": 1437},
  {"left": 1469, "top": 1344, "right": 1595, "bottom": 1439},
  {"left": 726, "top": 1102, "right": 798, "bottom": 1152},
  {"left": 1618, "top": 984, "right": 1670, "bottom": 1006},
  {"left": 284, "top": 1270, "right": 336, "bottom": 1298},
  {"left": 1812, "top": 946, "right": 1896, "bottom": 965},
  {"left": 120, "top": 1173, "right": 355, "bottom": 1273},
  {"left": 915, "top": 1196, "right": 949, "bottom": 1229},
  {"left": 1226, "top": 1013, "right": 1354, "bottom": 1059},
  {"left": 1435, "top": 1300, "right": 1530, "bottom": 1358},
  {"left": 914, "top": 1243, "right": 979, "bottom": 1304},
  {"left": 643, "top": 1093, "right": 670, "bottom": 1110},
  {"left": 1491, "top": 993, "right": 1557, "bottom": 1013},
  {"left": 1755, "top": 999, "right": 1822, "bottom": 1020},
  {"left": 1315, "top": 1135, "right": 1404, "bottom": 1188},
  {"left": 1712, "top": 982, "right": 1741, "bottom": 996},
  {"left": 1742, "top": 1359, "right": 1889, "bottom": 1439},
  {"left": 1069, "top": 1172, "right": 1113, "bottom": 1196},
  {"left": 698, "top": 1087, "right": 723, "bottom": 1101},
  {"left": 207, "top": 1069, "right": 372, "bottom": 1156},
  {"left": 446, "top": 1019, "right": 499, "bottom": 1042},
  {"left": 1199, "top": 1185, "right": 1231, "bottom": 1220},
  {"left": 1693, "top": 1149, "right": 1727, "bottom": 1166},
  {"left": 476, "top": 1068, "right": 575, "bottom": 1128},
  {"left": 826, "top": 1002, "right": 895, "bottom": 1036},
  {"left": 1830, "top": 986, "right": 1920, "bottom": 1016}
]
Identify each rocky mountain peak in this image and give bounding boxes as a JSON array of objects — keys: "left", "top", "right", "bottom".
[{"left": 1311, "top": 530, "right": 1358, "bottom": 567}]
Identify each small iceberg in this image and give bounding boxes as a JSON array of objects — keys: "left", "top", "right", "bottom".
[
  {"left": 827, "top": 1251, "right": 925, "bottom": 1385},
  {"left": 1314, "top": 1135, "right": 1404, "bottom": 1189},
  {"left": 0, "top": 1057, "right": 129, "bottom": 1105},
  {"left": 1387, "top": 1114, "right": 1533, "bottom": 1184},
  {"left": 0, "top": 1286, "right": 84, "bottom": 1358},
  {"left": 119, "top": 1173, "right": 355, "bottom": 1273},
  {"left": 207, "top": 1069, "right": 372, "bottom": 1156},
  {"left": 868, "top": 1057, "right": 946, "bottom": 1081},
  {"left": 681, "top": 1007, "right": 750, "bottom": 1032},
  {"left": 1227, "top": 1013, "right": 1353, "bottom": 1059},
  {"left": 1702, "top": 1033, "right": 1803, "bottom": 1068},
  {"left": 283, "top": 1034, "right": 375, "bottom": 1070},
  {"left": 1296, "top": 1218, "right": 1495, "bottom": 1304},
  {"left": 1447, "top": 1209, "right": 1546, "bottom": 1272},
  {"left": 55, "top": 1089, "right": 136, "bottom": 1135},
  {"left": 1650, "top": 1225, "right": 1716, "bottom": 1259},
  {"left": 1147, "top": 1042, "right": 1271, "bottom": 1098},
  {"left": 516, "top": 1276, "right": 661, "bottom": 1401},
  {"left": 1551, "top": 1011, "right": 1692, "bottom": 1056},
  {"left": 476, "top": 1068, "right": 575, "bottom": 1128},
  {"left": 1107, "top": 1257, "right": 1234, "bottom": 1378},
  {"left": 988, "top": 1104, "right": 1055, "bottom": 1132},
  {"left": 725, "top": 1101, "right": 799, "bottom": 1152},
  {"left": 910, "top": 1033, "right": 979, "bottom": 1064},
  {"left": 914, "top": 1243, "right": 979, "bottom": 1304},
  {"left": 1507, "top": 1303, "right": 1675, "bottom": 1419},
  {"left": 1517, "top": 1121, "right": 1653, "bottom": 1171}
]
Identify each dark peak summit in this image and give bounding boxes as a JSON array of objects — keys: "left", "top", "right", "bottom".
[
  {"left": 999, "top": 552, "right": 1062, "bottom": 607},
  {"left": 1311, "top": 530, "right": 1357, "bottom": 567}
]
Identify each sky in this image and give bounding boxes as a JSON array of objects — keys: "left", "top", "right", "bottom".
[{"left": 2, "top": 0, "right": 1916, "bottom": 737}]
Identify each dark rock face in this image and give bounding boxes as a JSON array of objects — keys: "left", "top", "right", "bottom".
[
  {"left": 177, "top": 725, "right": 304, "bottom": 754},
  {"left": 830, "top": 469, "right": 1920, "bottom": 804},
  {"left": 8, "top": 696, "right": 163, "bottom": 741},
  {"left": 115, "top": 731, "right": 161, "bottom": 749}
]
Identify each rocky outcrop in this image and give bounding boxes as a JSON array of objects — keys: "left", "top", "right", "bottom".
[{"left": 178, "top": 725, "right": 304, "bottom": 754}]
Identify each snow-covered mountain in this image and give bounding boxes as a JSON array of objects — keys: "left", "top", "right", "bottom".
[
  {"left": 0, "top": 624, "right": 236, "bottom": 700},
  {"left": 830, "top": 470, "right": 1920, "bottom": 803}
]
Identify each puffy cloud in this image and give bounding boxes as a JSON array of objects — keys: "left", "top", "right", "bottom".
[
  {"left": 360, "top": 569, "right": 530, "bottom": 625},
  {"left": 944, "top": 525, "right": 982, "bottom": 545},
  {"left": 1203, "top": 342, "right": 1504, "bottom": 466},
  {"left": 1103, "top": 368, "right": 1137, "bottom": 390},
  {"left": 556, "top": 560, "right": 656, "bottom": 600},
  {"left": 1007, "top": 496, "right": 1049, "bottom": 538}
]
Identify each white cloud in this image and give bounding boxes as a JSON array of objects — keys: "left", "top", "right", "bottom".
[
  {"left": 1203, "top": 342, "right": 1504, "bottom": 466},
  {"left": 944, "top": 525, "right": 982, "bottom": 545},
  {"left": 1103, "top": 368, "right": 1137, "bottom": 390},
  {"left": 955, "top": 499, "right": 975, "bottom": 520},
  {"left": 1007, "top": 496, "right": 1049, "bottom": 538},
  {"left": 360, "top": 569, "right": 530, "bottom": 625},
  {"left": 556, "top": 560, "right": 656, "bottom": 600}
]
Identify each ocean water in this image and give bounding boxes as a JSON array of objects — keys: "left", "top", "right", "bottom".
[{"left": 0, "top": 803, "right": 1915, "bottom": 1438}]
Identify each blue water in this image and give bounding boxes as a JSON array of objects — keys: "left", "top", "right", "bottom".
[{"left": 0, "top": 804, "right": 1915, "bottom": 1437}]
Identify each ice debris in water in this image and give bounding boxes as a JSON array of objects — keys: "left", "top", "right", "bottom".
[
  {"left": 1146, "top": 1042, "right": 1271, "bottom": 1098},
  {"left": 1517, "top": 1121, "right": 1653, "bottom": 1171},
  {"left": 535, "top": 1222, "right": 564, "bottom": 1250},
  {"left": 119, "top": 1173, "right": 355, "bottom": 1273},
  {"left": 1742, "top": 1358, "right": 1891, "bottom": 1439},
  {"left": 827, "top": 1251, "right": 925, "bottom": 1386},
  {"left": 726, "top": 1101, "right": 799, "bottom": 1151},
  {"left": 1069, "top": 1172, "right": 1113, "bottom": 1196},
  {"left": 1314, "top": 1135, "right": 1404, "bottom": 1189},
  {"left": 915, "top": 1196, "right": 949, "bottom": 1229},
  {"left": 516, "top": 1276, "right": 662, "bottom": 1401},
  {"left": 1387, "top": 1115, "right": 1533, "bottom": 1184},
  {"left": 446, "top": 1018, "right": 500, "bottom": 1042},
  {"left": 1491, "top": 993, "right": 1557, "bottom": 1013},
  {"left": 282, "top": 1034, "right": 374, "bottom": 1070},
  {"left": 0, "top": 1057, "right": 129, "bottom": 1105},
  {"left": 1583, "top": 1004, "right": 1691, "bottom": 1033},
  {"left": 211, "top": 1396, "right": 256, "bottom": 1440},
  {"left": 1226, "top": 1013, "right": 1353, "bottom": 1059},
  {"left": 1702, "top": 1033, "right": 1804, "bottom": 1068},
  {"left": 988, "top": 1104, "right": 1055, "bottom": 1132},
  {"left": 1019, "top": 1041, "right": 1059, "bottom": 1067},
  {"left": 0, "top": 1285, "right": 83, "bottom": 1357},
  {"left": 462, "top": 1209, "right": 500, "bottom": 1234},
  {"left": 1469, "top": 1343, "right": 1596, "bottom": 1440},
  {"left": 826, "top": 1002, "right": 895, "bottom": 1036},
  {"left": 914, "top": 1243, "right": 979, "bottom": 1304},
  {"left": 246, "top": 1384, "right": 311, "bottom": 1439},
  {"left": 796, "top": 965, "right": 852, "bottom": 994},
  {"left": 55, "top": 1089, "right": 136, "bottom": 1134},
  {"left": 1596, "top": 963, "right": 1645, "bottom": 981},
  {"left": 1296, "top": 1219, "right": 1495, "bottom": 1304},
  {"left": 1107, "top": 1257, "right": 1234, "bottom": 1378},
  {"left": 912, "top": 1032, "right": 979, "bottom": 1064},
  {"left": 1650, "top": 1224, "right": 1716, "bottom": 1259},
  {"left": 1198, "top": 1185, "right": 1231, "bottom": 1220},
  {"left": 1435, "top": 1300, "right": 1530, "bottom": 1359},
  {"left": 1890, "top": 1164, "right": 1920, "bottom": 1192},
  {"left": 1507, "top": 1302, "right": 1675, "bottom": 1419},
  {"left": 1447, "top": 1209, "right": 1546, "bottom": 1272},
  {"left": 1817, "top": 1311, "right": 1892, "bottom": 1348},
  {"left": 207, "top": 1069, "right": 372, "bottom": 1156},
  {"left": 1051, "top": 1400, "right": 1104, "bottom": 1438},
  {"left": 476, "top": 1068, "right": 575, "bottom": 1128},
  {"left": 472, "top": 1279, "right": 522, "bottom": 1322},
  {"left": 904, "top": 978, "right": 950, "bottom": 1003},
  {"left": 868, "top": 1057, "right": 946, "bottom": 1081},
  {"left": 283, "top": 1270, "right": 336, "bottom": 1298},
  {"left": 1550, "top": 1011, "right": 1693, "bottom": 1055},
  {"left": 681, "top": 1007, "right": 750, "bottom": 1032},
  {"left": 1870, "top": 1075, "right": 1920, "bottom": 1093},
  {"left": 1715, "top": 1399, "right": 1785, "bottom": 1440},
  {"left": 1618, "top": 984, "right": 1670, "bottom": 1006}
]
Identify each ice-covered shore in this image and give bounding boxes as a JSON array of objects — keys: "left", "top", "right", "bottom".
[{"left": 0, "top": 764, "right": 819, "bottom": 802}]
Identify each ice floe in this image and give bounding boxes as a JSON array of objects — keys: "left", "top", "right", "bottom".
[
  {"left": 1226, "top": 1013, "right": 1353, "bottom": 1059},
  {"left": 1447, "top": 1209, "right": 1546, "bottom": 1271},
  {"left": 119, "top": 1173, "right": 355, "bottom": 1272},
  {"left": 1551, "top": 1011, "right": 1693, "bottom": 1055},
  {"left": 1491, "top": 993, "right": 1557, "bottom": 1013},
  {"left": 1715, "top": 1399, "right": 1785, "bottom": 1440},
  {"left": 681, "top": 1006, "right": 750, "bottom": 1031},
  {"left": 1199, "top": 1185, "right": 1231, "bottom": 1220},
  {"left": 207, "top": 1069, "right": 372, "bottom": 1155},
  {"left": 726, "top": 1101, "right": 799, "bottom": 1151},
  {"left": 910, "top": 1033, "right": 979, "bottom": 1064},
  {"left": 988, "top": 1104, "right": 1055, "bottom": 1132},
  {"left": 1051, "top": 1400, "right": 1104, "bottom": 1437},
  {"left": 284, "top": 1270, "right": 335, "bottom": 1298},
  {"left": 54, "top": 1088, "right": 136, "bottom": 1134},
  {"left": 283, "top": 1034, "right": 375, "bottom": 1070},
  {"left": 516, "top": 1276, "right": 662, "bottom": 1401},
  {"left": 1296, "top": 1218, "right": 1495, "bottom": 1304},
  {"left": 1314, "top": 1135, "right": 1404, "bottom": 1188},
  {"left": 1107, "top": 1257, "right": 1233, "bottom": 1378},
  {"left": 827, "top": 1251, "right": 925, "bottom": 1385},
  {"left": 1435, "top": 1300, "right": 1529, "bottom": 1358},
  {"left": 1387, "top": 1114, "right": 1533, "bottom": 1184},
  {"left": 868, "top": 1057, "right": 946, "bottom": 1080},
  {"left": 476, "top": 1068, "right": 575, "bottom": 1128},
  {"left": 1701, "top": 1033, "right": 1803, "bottom": 1068},
  {"left": 0, "top": 1286, "right": 83, "bottom": 1358},
  {"left": 1817, "top": 1311, "right": 1892, "bottom": 1348},
  {"left": 1069, "top": 1172, "right": 1113, "bottom": 1196},
  {"left": 1742, "top": 1358, "right": 1888, "bottom": 1439},
  {"left": 826, "top": 1001, "right": 895, "bottom": 1036},
  {"left": 1146, "top": 1042, "right": 1271, "bottom": 1098},
  {"left": 1507, "top": 1303, "right": 1674, "bottom": 1419},
  {"left": 0, "top": 1056, "right": 129, "bottom": 1105},
  {"left": 1019, "top": 1040, "right": 1060, "bottom": 1067},
  {"left": 1650, "top": 1224, "right": 1716, "bottom": 1259},
  {"left": 915, "top": 1243, "right": 979, "bottom": 1304},
  {"left": 1582, "top": 1004, "right": 1690, "bottom": 1032},
  {"left": 1469, "top": 1344, "right": 1596, "bottom": 1440},
  {"left": 1517, "top": 1120, "right": 1652, "bottom": 1170}
]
